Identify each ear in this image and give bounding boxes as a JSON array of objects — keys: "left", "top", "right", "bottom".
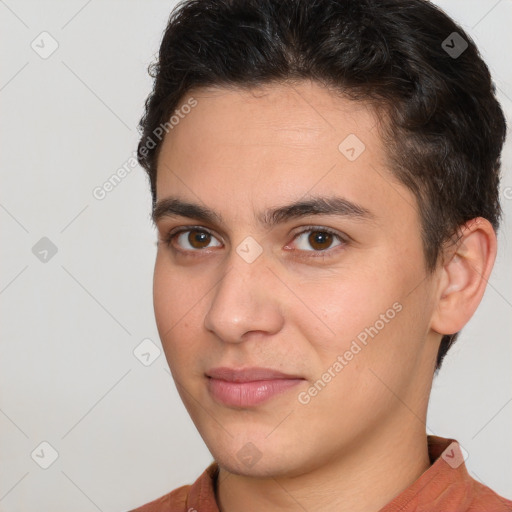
[{"left": 430, "top": 217, "right": 497, "bottom": 336}]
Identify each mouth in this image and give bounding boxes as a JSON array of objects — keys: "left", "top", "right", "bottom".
[{"left": 206, "top": 366, "right": 305, "bottom": 408}]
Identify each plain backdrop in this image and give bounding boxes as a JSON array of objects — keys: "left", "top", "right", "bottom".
[{"left": 0, "top": 1, "right": 511, "bottom": 511}]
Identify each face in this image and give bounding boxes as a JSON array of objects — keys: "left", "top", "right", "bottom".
[{"left": 153, "top": 81, "right": 441, "bottom": 478}]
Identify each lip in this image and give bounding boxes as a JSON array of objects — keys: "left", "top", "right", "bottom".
[
  {"left": 206, "top": 367, "right": 305, "bottom": 407},
  {"left": 207, "top": 366, "right": 303, "bottom": 382}
]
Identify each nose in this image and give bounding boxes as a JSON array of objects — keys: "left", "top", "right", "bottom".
[{"left": 203, "top": 250, "right": 284, "bottom": 344}]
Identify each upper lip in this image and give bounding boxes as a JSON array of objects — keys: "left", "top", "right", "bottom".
[{"left": 206, "top": 367, "right": 304, "bottom": 382}]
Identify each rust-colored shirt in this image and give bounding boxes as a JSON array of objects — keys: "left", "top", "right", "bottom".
[{"left": 129, "top": 436, "right": 512, "bottom": 511}]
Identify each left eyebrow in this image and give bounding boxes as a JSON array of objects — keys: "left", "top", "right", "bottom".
[
  {"left": 152, "top": 195, "right": 375, "bottom": 228},
  {"left": 258, "top": 196, "right": 375, "bottom": 227}
]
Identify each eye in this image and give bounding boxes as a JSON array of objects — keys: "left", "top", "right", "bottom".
[
  {"left": 287, "top": 227, "right": 346, "bottom": 255},
  {"left": 161, "top": 225, "right": 347, "bottom": 258},
  {"left": 164, "top": 227, "right": 222, "bottom": 252}
]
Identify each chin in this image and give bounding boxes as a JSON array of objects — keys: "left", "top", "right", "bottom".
[
  {"left": 208, "top": 436, "right": 312, "bottom": 479},
  {"left": 215, "top": 454, "right": 294, "bottom": 478}
]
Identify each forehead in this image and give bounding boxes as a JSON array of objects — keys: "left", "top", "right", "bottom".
[
  {"left": 154, "top": 81, "right": 412, "bottom": 226},
  {"left": 161, "top": 81, "right": 380, "bottom": 153}
]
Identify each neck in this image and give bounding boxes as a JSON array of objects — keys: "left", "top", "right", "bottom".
[{"left": 216, "top": 423, "right": 431, "bottom": 512}]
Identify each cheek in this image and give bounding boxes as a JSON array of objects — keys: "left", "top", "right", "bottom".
[
  {"left": 153, "top": 255, "right": 176, "bottom": 335},
  {"left": 153, "top": 255, "right": 202, "bottom": 357},
  {"left": 291, "top": 269, "right": 401, "bottom": 353},
  {"left": 153, "top": 253, "right": 207, "bottom": 324},
  {"left": 293, "top": 257, "right": 427, "bottom": 383}
]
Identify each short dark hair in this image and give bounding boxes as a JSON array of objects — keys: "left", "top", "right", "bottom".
[{"left": 138, "top": 0, "right": 507, "bottom": 372}]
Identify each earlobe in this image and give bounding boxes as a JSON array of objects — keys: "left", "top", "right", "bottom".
[{"left": 431, "top": 218, "right": 497, "bottom": 336}]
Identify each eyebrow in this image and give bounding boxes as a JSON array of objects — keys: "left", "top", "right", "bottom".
[{"left": 152, "top": 195, "right": 375, "bottom": 228}]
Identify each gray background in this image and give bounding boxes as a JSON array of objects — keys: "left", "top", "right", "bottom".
[{"left": 0, "top": 1, "right": 511, "bottom": 511}]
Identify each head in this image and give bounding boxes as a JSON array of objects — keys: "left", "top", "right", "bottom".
[{"left": 138, "top": 0, "right": 506, "bottom": 477}]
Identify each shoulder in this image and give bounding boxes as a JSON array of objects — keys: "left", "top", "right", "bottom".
[
  {"left": 430, "top": 436, "right": 512, "bottom": 511},
  {"left": 128, "top": 484, "right": 191, "bottom": 512},
  {"left": 466, "top": 477, "right": 512, "bottom": 511},
  {"left": 127, "top": 462, "right": 219, "bottom": 512}
]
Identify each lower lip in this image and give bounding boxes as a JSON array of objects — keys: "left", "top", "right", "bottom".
[{"left": 208, "top": 378, "right": 304, "bottom": 407}]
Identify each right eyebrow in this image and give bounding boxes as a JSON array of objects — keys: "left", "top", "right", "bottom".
[{"left": 152, "top": 197, "right": 224, "bottom": 226}]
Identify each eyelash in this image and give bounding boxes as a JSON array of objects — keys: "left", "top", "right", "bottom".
[{"left": 161, "top": 225, "right": 348, "bottom": 259}]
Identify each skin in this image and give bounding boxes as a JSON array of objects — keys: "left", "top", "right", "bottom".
[{"left": 152, "top": 80, "right": 496, "bottom": 512}]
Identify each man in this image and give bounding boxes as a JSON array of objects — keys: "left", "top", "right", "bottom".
[{"left": 130, "top": 0, "right": 511, "bottom": 510}]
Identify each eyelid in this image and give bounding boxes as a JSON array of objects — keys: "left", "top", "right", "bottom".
[
  {"left": 290, "top": 225, "right": 348, "bottom": 241},
  {"left": 285, "top": 225, "right": 348, "bottom": 256},
  {"left": 162, "top": 225, "right": 221, "bottom": 248},
  {"left": 166, "top": 225, "right": 217, "bottom": 238},
  {"left": 162, "top": 224, "right": 349, "bottom": 256}
]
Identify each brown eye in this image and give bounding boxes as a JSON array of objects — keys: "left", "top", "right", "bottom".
[
  {"left": 291, "top": 228, "right": 344, "bottom": 254},
  {"left": 307, "top": 231, "right": 333, "bottom": 251},
  {"left": 171, "top": 228, "right": 222, "bottom": 251},
  {"left": 188, "top": 229, "right": 211, "bottom": 249}
]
